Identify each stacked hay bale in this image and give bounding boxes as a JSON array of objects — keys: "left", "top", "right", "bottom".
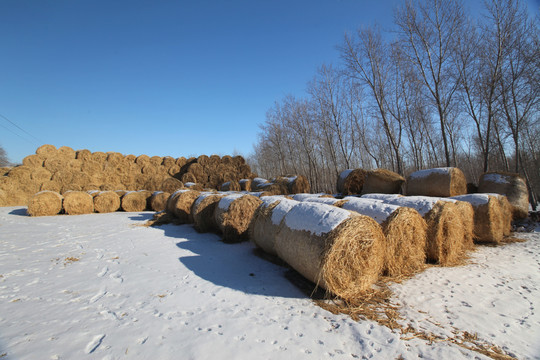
[
  {"left": 247, "top": 175, "right": 310, "bottom": 195},
  {"left": 178, "top": 155, "right": 254, "bottom": 190},
  {"left": 406, "top": 167, "right": 467, "bottom": 197},
  {"left": 337, "top": 169, "right": 368, "bottom": 195},
  {"left": 361, "top": 169, "right": 405, "bottom": 195},
  {"left": 478, "top": 172, "right": 529, "bottom": 219}
]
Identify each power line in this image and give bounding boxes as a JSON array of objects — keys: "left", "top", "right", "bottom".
[
  {"left": 0, "top": 113, "right": 43, "bottom": 144},
  {"left": 0, "top": 122, "right": 36, "bottom": 145}
]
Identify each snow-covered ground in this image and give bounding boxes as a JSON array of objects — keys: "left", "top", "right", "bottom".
[{"left": 0, "top": 206, "right": 539, "bottom": 359}]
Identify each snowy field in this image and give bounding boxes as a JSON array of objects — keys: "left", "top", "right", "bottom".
[{"left": 0, "top": 206, "right": 539, "bottom": 359}]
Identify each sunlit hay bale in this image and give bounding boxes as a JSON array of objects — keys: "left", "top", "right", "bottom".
[
  {"left": 220, "top": 155, "right": 232, "bottom": 165},
  {"left": 406, "top": 167, "right": 467, "bottom": 197},
  {"left": 167, "top": 164, "right": 181, "bottom": 177},
  {"left": 66, "top": 159, "right": 83, "bottom": 172},
  {"left": 175, "top": 156, "right": 187, "bottom": 168},
  {"left": 122, "top": 154, "right": 134, "bottom": 163},
  {"left": 257, "top": 182, "right": 288, "bottom": 196},
  {"left": 63, "top": 191, "right": 94, "bottom": 215},
  {"left": 148, "top": 155, "right": 161, "bottom": 166},
  {"left": 144, "top": 176, "right": 166, "bottom": 192},
  {"left": 219, "top": 171, "right": 236, "bottom": 185},
  {"left": 0, "top": 189, "right": 6, "bottom": 206},
  {"left": 238, "top": 164, "right": 252, "bottom": 179},
  {"left": 42, "top": 156, "right": 64, "bottom": 173},
  {"left": 91, "top": 151, "right": 107, "bottom": 163},
  {"left": 165, "top": 189, "right": 188, "bottom": 214},
  {"left": 7, "top": 165, "right": 32, "bottom": 182},
  {"left": 115, "top": 190, "right": 128, "bottom": 198},
  {"left": 61, "top": 184, "right": 83, "bottom": 194},
  {"left": 192, "top": 193, "right": 226, "bottom": 233},
  {"left": 36, "top": 144, "right": 57, "bottom": 156},
  {"left": 133, "top": 174, "right": 147, "bottom": 190},
  {"left": 134, "top": 154, "right": 150, "bottom": 166},
  {"left": 214, "top": 194, "right": 262, "bottom": 243},
  {"left": 82, "top": 183, "right": 101, "bottom": 192},
  {"left": 186, "top": 163, "right": 207, "bottom": 183},
  {"left": 27, "top": 191, "right": 63, "bottom": 216},
  {"left": 478, "top": 172, "right": 529, "bottom": 219},
  {"left": 30, "top": 167, "right": 52, "bottom": 183},
  {"left": 232, "top": 155, "right": 246, "bottom": 166},
  {"left": 93, "top": 191, "right": 121, "bottom": 213},
  {"left": 453, "top": 200, "right": 475, "bottom": 251},
  {"left": 239, "top": 179, "right": 252, "bottom": 191},
  {"left": 1, "top": 167, "right": 12, "bottom": 176},
  {"left": 121, "top": 191, "right": 148, "bottom": 212},
  {"left": 491, "top": 194, "right": 513, "bottom": 236},
  {"left": 361, "top": 169, "right": 405, "bottom": 195},
  {"left": 342, "top": 197, "right": 427, "bottom": 277},
  {"left": 40, "top": 180, "right": 62, "bottom": 193},
  {"left": 105, "top": 152, "right": 123, "bottom": 165},
  {"left": 209, "top": 154, "right": 221, "bottom": 165},
  {"left": 196, "top": 155, "right": 210, "bottom": 167},
  {"left": 450, "top": 194, "right": 506, "bottom": 244},
  {"left": 80, "top": 159, "right": 103, "bottom": 175},
  {"left": 57, "top": 146, "right": 75, "bottom": 159},
  {"left": 50, "top": 170, "right": 73, "bottom": 187},
  {"left": 71, "top": 172, "right": 92, "bottom": 187},
  {"left": 75, "top": 149, "right": 92, "bottom": 161},
  {"left": 337, "top": 169, "right": 368, "bottom": 196},
  {"left": 99, "top": 183, "right": 124, "bottom": 191},
  {"left": 249, "top": 196, "right": 299, "bottom": 255},
  {"left": 149, "top": 191, "right": 170, "bottom": 212},
  {"left": 161, "top": 156, "right": 175, "bottom": 168},
  {"left": 284, "top": 175, "right": 310, "bottom": 194},
  {"left": 22, "top": 154, "right": 45, "bottom": 167},
  {"left": 160, "top": 177, "right": 184, "bottom": 193},
  {"left": 220, "top": 180, "right": 241, "bottom": 192},
  {"left": 171, "top": 190, "right": 201, "bottom": 223},
  {"left": 141, "top": 163, "right": 159, "bottom": 175},
  {"left": 181, "top": 172, "right": 197, "bottom": 184},
  {"left": 275, "top": 202, "right": 385, "bottom": 300},
  {"left": 139, "top": 190, "right": 153, "bottom": 208}
]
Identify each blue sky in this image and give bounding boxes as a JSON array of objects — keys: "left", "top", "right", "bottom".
[{"left": 0, "top": 0, "right": 537, "bottom": 164}]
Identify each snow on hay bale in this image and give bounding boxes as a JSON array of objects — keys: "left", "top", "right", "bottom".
[
  {"left": 149, "top": 191, "right": 170, "bottom": 212},
  {"left": 478, "top": 172, "right": 529, "bottom": 219},
  {"left": 63, "top": 191, "right": 94, "bottom": 215},
  {"left": 281, "top": 175, "right": 310, "bottom": 194},
  {"left": 93, "top": 191, "right": 121, "bottom": 213},
  {"left": 337, "top": 169, "right": 368, "bottom": 195},
  {"left": 361, "top": 169, "right": 405, "bottom": 195},
  {"left": 214, "top": 194, "right": 262, "bottom": 243},
  {"left": 171, "top": 190, "right": 201, "bottom": 223},
  {"left": 450, "top": 194, "right": 506, "bottom": 244},
  {"left": 121, "top": 191, "right": 148, "bottom": 212},
  {"left": 342, "top": 197, "right": 427, "bottom": 276},
  {"left": 27, "top": 191, "right": 63, "bottom": 216},
  {"left": 406, "top": 167, "right": 467, "bottom": 197},
  {"left": 239, "top": 179, "right": 252, "bottom": 191},
  {"left": 303, "top": 196, "right": 348, "bottom": 207},
  {"left": 192, "top": 193, "right": 226, "bottom": 233},
  {"left": 249, "top": 196, "right": 299, "bottom": 256},
  {"left": 165, "top": 190, "right": 187, "bottom": 214},
  {"left": 220, "top": 180, "right": 241, "bottom": 192},
  {"left": 275, "top": 202, "right": 385, "bottom": 300}
]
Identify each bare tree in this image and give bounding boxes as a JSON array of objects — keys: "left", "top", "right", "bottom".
[{"left": 0, "top": 145, "right": 10, "bottom": 167}]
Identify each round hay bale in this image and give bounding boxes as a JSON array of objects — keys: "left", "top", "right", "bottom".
[
  {"left": 121, "top": 191, "right": 148, "bottom": 212},
  {"left": 221, "top": 155, "right": 233, "bottom": 165},
  {"left": 361, "top": 169, "right": 405, "bottom": 195},
  {"left": 337, "top": 169, "right": 368, "bottom": 195},
  {"left": 478, "top": 172, "right": 529, "bottom": 219},
  {"left": 30, "top": 167, "right": 52, "bottom": 183},
  {"left": 175, "top": 156, "right": 187, "bottom": 167},
  {"left": 181, "top": 172, "right": 197, "bottom": 184},
  {"left": 491, "top": 194, "right": 512, "bottom": 236},
  {"left": 192, "top": 193, "right": 226, "bottom": 233},
  {"left": 219, "top": 180, "right": 241, "bottom": 192},
  {"left": 249, "top": 196, "right": 298, "bottom": 255},
  {"left": 91, "top": 151, "right": 108, "bottom": 163},
  {"left": 40, "top": 180, "right": 62, "bottom": 193},
  {"left": 36, "top": 144, "right": 57, "bottom": 156},
  {"left": 453, "top": 200, "right": 475, "bottom": 251},
  {"left": 0, "top": 189, "right": 6, "bottom": 206},
  {"left": 58, "top": 146, "right": 76, "bottom": 159},
  {"left": 65, "top": 159, "right": 82, "bottom": 172},
  {"left": 1, "top": 167, "right": 12, "bottom": 176},
  {"left": 167, "top": 164, "right": 181, "bottom": 177},
  {"left": 3, "top": 190, "right": 31, "bottom": 206},
  {"left": 284, "top": 175, "right": 310, "bottom": 194},
  {"left": 275, "top": 202, "right": 385, "bottom": 300},
  {"left": 197, "top": 155, "right": 210, "bottom": 167},
  {"left": 93, "top": 191, "right": 121, "bottom": 213},
  {"left": 82, "top": 183, "right": 101, "bottom": 191},
  {"left": 124, "top": 154, "right": 136, "bottom": 162},
  {"left": 61, "top": 184, "right": 83, "bottom": 194},
  {"left": 135, "top": 154, "right": 151, "bottom": 166},
  {"left": 75, "top": 149, "right": 92, "bottom": 161},
  {"left": 161, "top": 156, "right": 175, "bottom": 167},
  {"left": 171, "top": 190, "right": 201, "bottom": 223},
  {"left": 106, "top": 152, "right": 124, "bottom": 165},
  {"left": 149, "top": 191, "right": 170, "bottom": 212},
  {"left": 81, "top": 160, "right": 103, "bottom": 174},
  {"left": 43, "top": 157, "right": 66, "bottom": 173},
  {"left": 160, "top": 177, "right": 184, "bottom": 193},
  {"left": 257, "top": 182, "right": 288, "bottom": 196},
  {"left": 186, "top": 163, "right": 207, "bottom": 183},
  {"left": 149, "top": 156, "right": 162, "bottom": 166},
  {"left": 100, "top": 183, "right": 124, "bottom": 191},
  {"left": 214, "top": 194, "right": 262, "bottom": 243},
  {"left": 7, "top": 165, "right": 32, "bottom": 182},
  {"left": 166, "top": 190, "right": 188, "bottom": 214},
  {"left": 27, "top": 191, "right": 63, "bottom": 216},
  {"left": 232, "top": 155, "right": 246, "bottom": 166},
  {"left": 239, "top": 179, "right": 252, "bottom": 191},
  {"left": 406, "top": 167, "right": 467, "bottom": 197},
  {"left": 22, "top": 154, "right": 45, "bottom": 167},
  {"left": 115, "top": 190, "right": 128, "bottom": 197},
  {"left": 141, "top": 164, "right": 159, "bottom": 175},
  {"left": 63, "top": 191, "right": 94, "bottom": 215},
  {"left": 70, "top": 172, "right": 92, "bottom": 188},
  {"left": 144, "top": 176, "right": 166, "bottom": 192},
  {"left": 238, "top": 164, "right": 252, "bottom": 178},
  {"left": 51, "top": 170, "right": 74, "bottom": 186}
]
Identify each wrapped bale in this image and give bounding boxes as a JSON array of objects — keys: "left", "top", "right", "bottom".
[
  {"left": 337, "top": 169, "right": 368, "bottom": 195},
  {"left": 249, "top": 196, "right": 298, "bottom": 255},
  {"left": 36, "top": 144, "right": 57, "bottom": 156},
  {"left": 171, "top": 190, "right": 201, "bottom": 223},
  {"left": 406, "top": 167, "right": 467, "bottom": 197},
  {"left": 275, "top": 202, "right": 385, "bottom": 300},
  {"left": 121, "top": 191, "right": 148, "bottom": 212},
  {"left": 220, "top": 180, "right": 241, "bottom": 192},
  {"left": 478, "top": 172, "right": 529, "bottom": 219},
  {"left": 214, "top": 194, "right": 262, "bottom": 243},
  {"left": 361, "top": 169, "right": 405, "bottom": 195},
  {"left": 63, "top": 191, "right": 94, "bottom": 215},
  {"left": 93, "top": 191, "right": 121, "bottom": 213},
  {"left": 149, "top": 191, "right": 170, "bottom": 212},
  {"left": 192, "top": 193, "right": 226, "bottom": 233},
  {"left": 27, "top": 191, "right": 63, "bottom": 216},
  {"left": 342, "top": 197, "right": 427, "bottom": 276}
]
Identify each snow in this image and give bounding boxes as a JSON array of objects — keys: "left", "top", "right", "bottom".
[
  {"left": 450, "top": 194, "right": 491, "bottom": 207},
  {"left": 341, "top": 197, "right": 400, "bottom": 224},
  {"left": 292, "top": 193, "right": 327, "bottom": 201},
  {"left": 217, "top": 193, "right": 245, "bottom": 210},
  {"left": 1, "top": 206, "right": 539, "bottom": 359},
  {"left": 408, "top": 167, "right": 452, "bottom": 179},
  {"left": 364, "top": 195, "right": 456, "bottom": 217},
  {"left": 303, "top": 197, "right": 344, "bottom": 206},
  {"left": 283, "top": 202, "right": 351, "bottom": 236},
  {"left": 360, "top": 193, "right": 401, "bottom": 202},
  {"left": 482, "top": 173, "right": 510, "bottom": 185}
]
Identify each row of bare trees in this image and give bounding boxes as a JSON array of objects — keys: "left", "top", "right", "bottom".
[{"left": 248, "top": 0, "right": 539, "bottom": 207}]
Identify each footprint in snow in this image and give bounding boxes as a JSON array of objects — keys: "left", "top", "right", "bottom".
[
  {"left": 97, "top": 267, "right": 108, "bottom": 277},
  {"left": 109, "top": 272, "right": 123, "bottom": 283},
  {"left": 85, "top": 334, "right": 105, "bottom": 354},
  {"left": 89, "top": 289, "right": 107, "bottom": 304}
]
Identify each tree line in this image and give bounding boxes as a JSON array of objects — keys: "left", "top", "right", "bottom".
[{"left": 248, "top": 0, "right": 539, "bottom": 207}]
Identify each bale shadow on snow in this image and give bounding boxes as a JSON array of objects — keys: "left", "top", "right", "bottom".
[
  {"left": 127, "top": 213, "right": 155, "bottom": 222},
  {"left": 9, "top": 207, "right": 28, "bottom": 216}
]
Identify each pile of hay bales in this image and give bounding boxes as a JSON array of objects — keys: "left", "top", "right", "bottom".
[{"left": 243, "top": 175, "right": 310, "bottom": 195}]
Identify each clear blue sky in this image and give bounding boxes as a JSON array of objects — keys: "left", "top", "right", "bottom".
[{"left": 0, "top": 0, "right": 537, "bottom": 164}]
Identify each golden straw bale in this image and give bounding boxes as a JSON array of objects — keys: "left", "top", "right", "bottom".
[
  {"left": 493, "top": 195, "right": 512, "bottom": 236},
  {"left": 36, "top": 144, "right": 57, "bottom": 156},
  {"left": 0, "top": 176, "right": 15, "bottom": 191},
  {"left": 27, "top": 191, "right": 63, "bottom": 216},
  {"left": 220, "top": 180, "right": 241, "bottom": 192},
  {"left": 478, "top": 172, "right": 529, "bottom": 219},
  {"left": 105, "top": 152, "right": 123, "bottom": 166},
  {"left": 406, "top": 167, "right": 467, "bottom": 197},
  {"left": 40, "top": 180, "right": 62, "bottom": 193},
  {"left": 100, "top": 183, "right": 124, "bottom": 191},
  {"left": 82, "top": 183, "right": 101, "bottom": 191},
  {"left": 197, "top": 155, "right": 210, "bottom": 167},
  {"left": 144, "top": 176, "right": 167, "bottom": 192},
  {"left": 124, "top": 154, "right": 136, "bottom": 162},
  {"left": 161, "top": 156, "right": 175, "bottom": 167},
  {"left": 121, "top": 191, "right": 148, "bottom": 212},
  {"left": 192, "top": 193, "right": 226, "bottom": 233},
  {"left": 238, "top": 164, "right": 252, "bottom": 178},
  {"left": 160, "top": 177, "right": 184, "bottom": 193},
  {"left": 232, "top": 155, "right": 246, "bottom": 166},
  {"left": 3, "top": 190, "right": 31, "bottom": 206},
  {"left": 337, "top": 169, "right": 368, "bottom": 195},
  {"left": 258, "top": 182, "right": 288, "bottom": 196},
  {"left": 30, "top": 167, "right": 52, "bottom": 183},
  {"left": 285, "top": 175, "right": 310, "bottom": 194},
  {"left": 7, "top": 165, "right": 32, "bottom": 182},
  {"left": 214, "top": 194, "right": 262, "bottom": 243},
  {"left": 61, "top": 184, "right": 83, "bottom": 194},
  {"left": 43, "top": 157, "right": 66, "bottom": 173},
  {"left": 1, "top": 167, "right": 12, "bottom": 176},
  {"left": 135, "top": 154, "right": 150, "bottom": 166},
  {"left": 141, "top": 164, "right": 159, "bottom": 175},
  {"left": 93, "top": 191, "right": 121, "bottom": 213},
  {"left": 58, "top": 146, "right": 76, "bottom": 159},
  {"left": 0, "top": 189, "right": 6, "bottom": 205},
  {"left": 221, "top": 155, "right": 233, "bottom": 165},
  {"left": 175, "top": 156, "right": 187, "bottom": 168},
  {"left": 167, "top": 164, "right": 181, "bottom": 177},
  {"left": 275, "top": 202, "right": 385, "bottom": 301},
  {"left": 23, "top": 154, "right": 45, "bottom": 167},
  {"left": 165, "top": 190, "right": 186, "bottom": 214},
  {"left": 115, "top": 190, "right": 128, "bottom": 197},
  {"left": 63, "top": 191, "right": 94, "bottom": 215},
  {"left": 423, "top": 201, "right": 464, "bottom": 265},
  {"left": 453, "top": 200, "right": 475, "bottom": 250},
  {"left": 171, "top": 190, "right": 201, "bottom": 223},
  {"left": 75, "top": 149, "right": 92, "bottom": 161},
  {"left": 239, "top": 179, "right": 252, "bottom": 191},
  {"left": 361, "top": 169, "right": 405, "bottom": 195},
  {"left": 65, "top": 159, "right": 82, "bottom": 172},
  {"left": 186, "top": 163, "right": 207, "bottom": 183},
  {"left": 181, "top": 172, "right": 197, "bottom": 184},
  {"left": 149, "top": 191, "right": 170, "bottom": 212},
  {"left": 91, "top": 151, "right": 107, "bottom": 163},
  {"left": 149, "top": 156, "right": 162, "bottom": 166},
  {"left": 219, "top": 171, "right": 236, "bottom": 184},
  {"left": 71, "top": 172, "right": 92, "bottom": 187},
  {"left": 81, "top": 160, "right": 103, "bottom": 174}
]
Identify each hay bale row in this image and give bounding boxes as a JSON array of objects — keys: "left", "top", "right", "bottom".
[{"left": 242, "top": 175, "right": 310, "bottom": 195}]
